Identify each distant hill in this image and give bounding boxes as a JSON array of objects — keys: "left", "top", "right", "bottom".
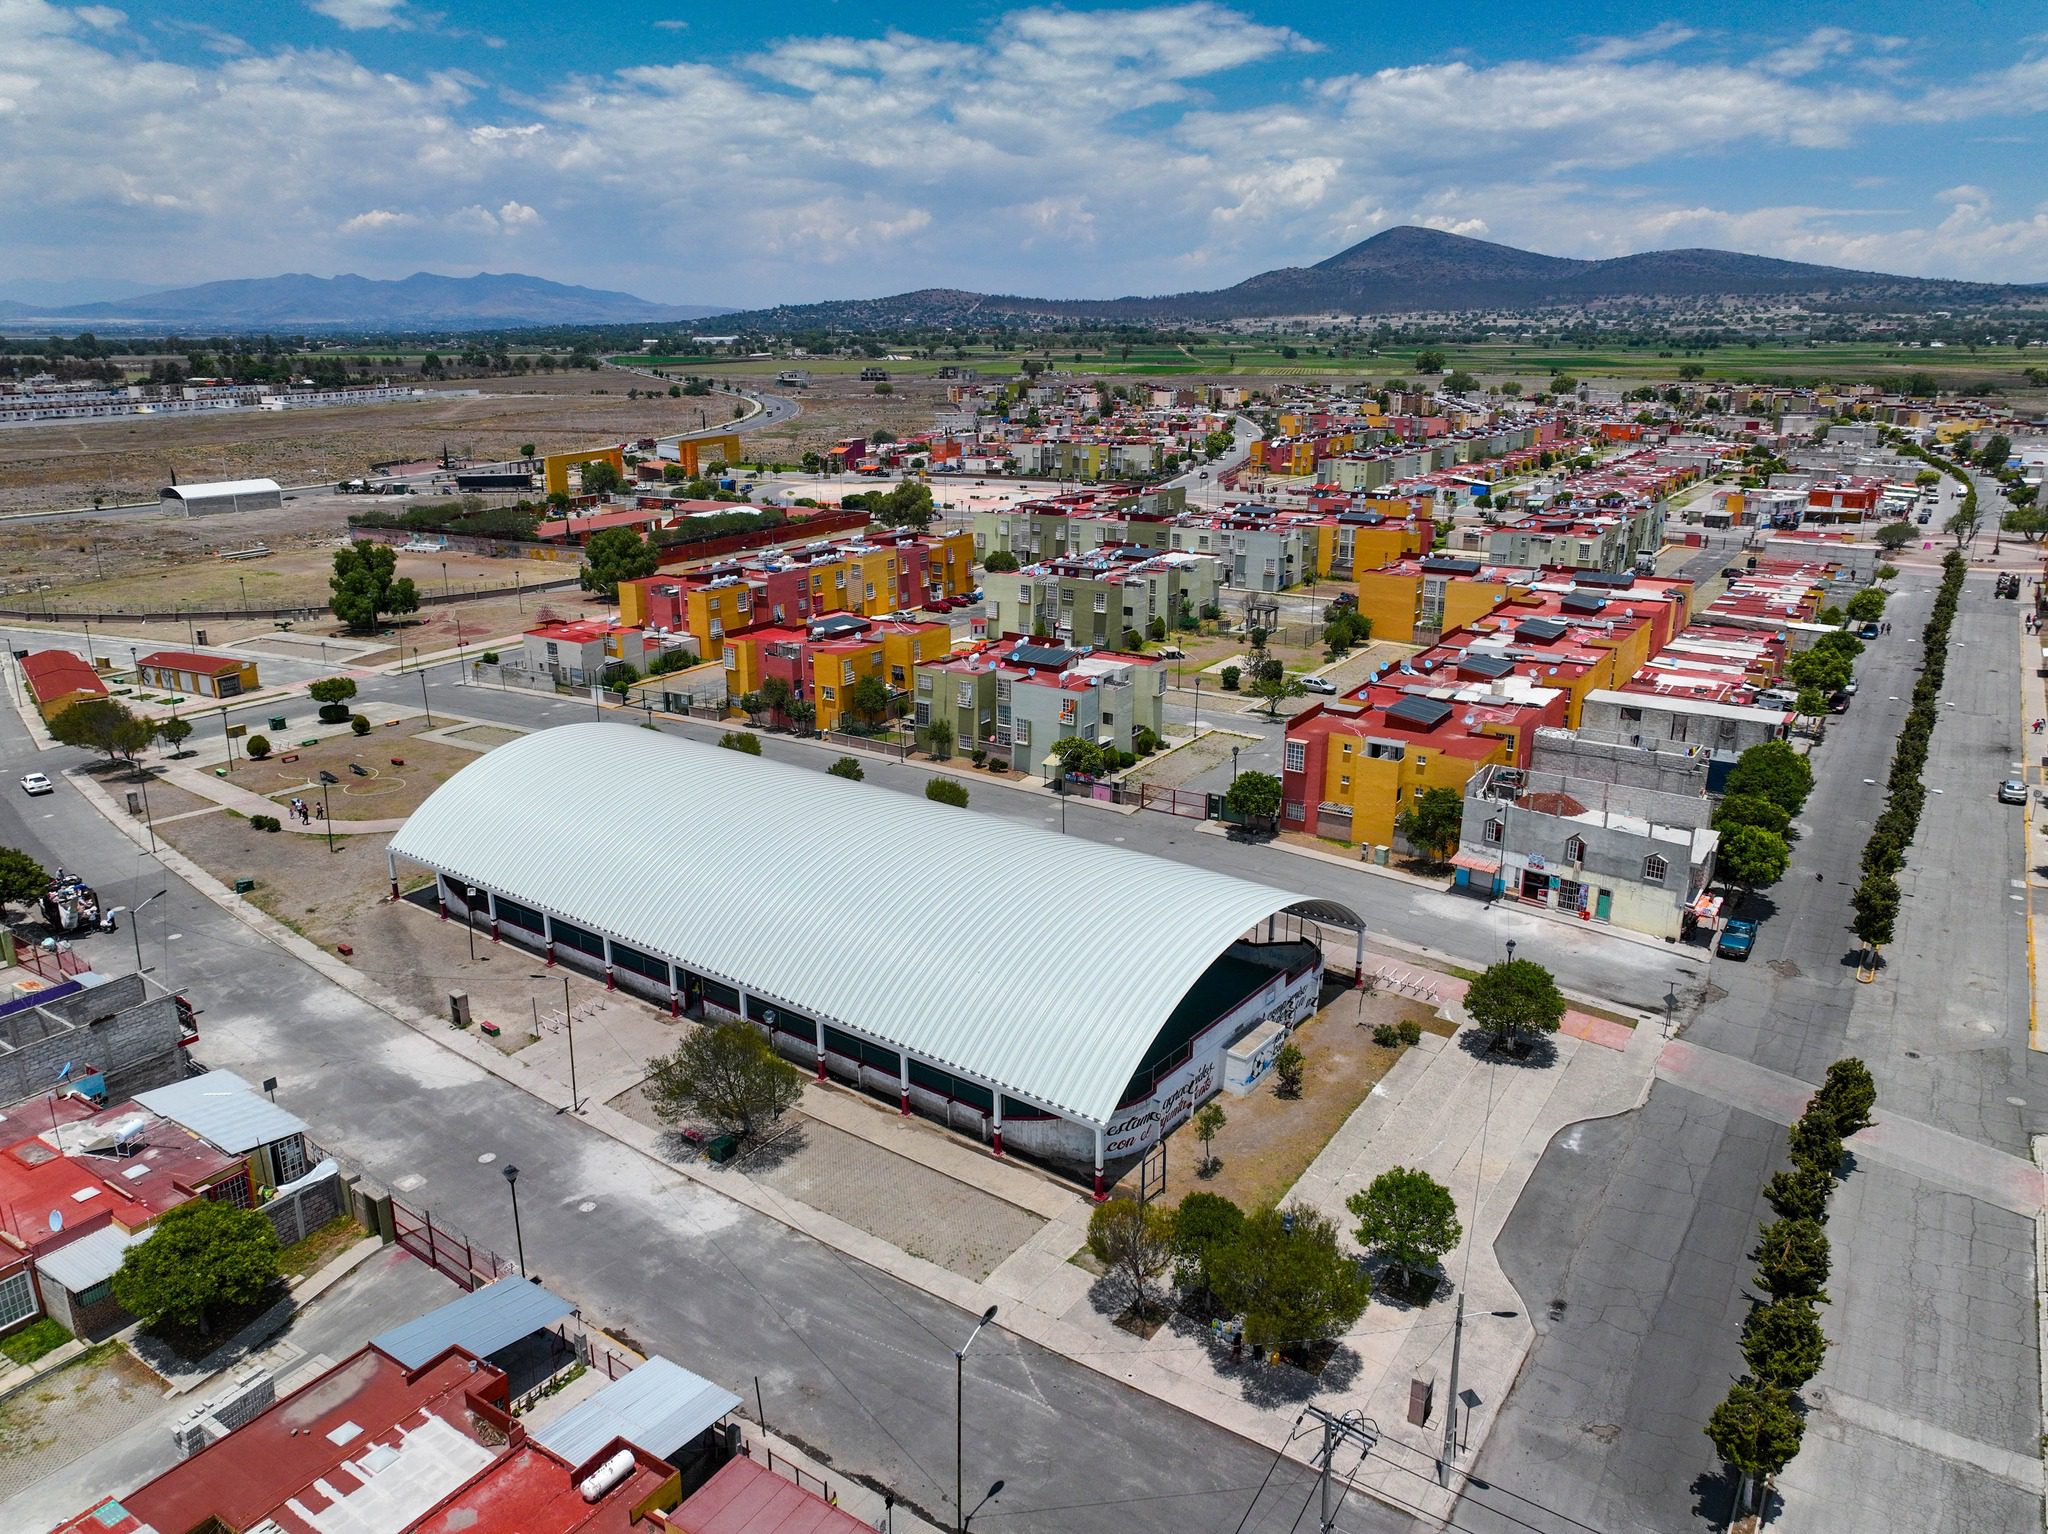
[
  {"left": 0, "top": 272, "right": 730, "bottom": 330},
  {"left": 719, "top": 226, "right": 2044, "bottom": 329}
]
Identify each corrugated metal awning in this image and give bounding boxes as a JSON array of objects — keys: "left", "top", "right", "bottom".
[{"left": 370, "top": 1277, "right": 574, "bottom": 1369}]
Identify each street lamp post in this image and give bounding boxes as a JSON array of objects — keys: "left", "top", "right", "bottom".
[
  {"left": 464, "top": 886, "right": 479, "bottom": 962},
  {"left": 1504, "top": 938, "right": 1517, "bottom": 964},
  {"left": 1232, "top": 745, "right": 1240, "bottom": 782},
  {"left": 128, "top": 889, "right": 167, "bottom": 973},
  {"left": 502, "top": 1163, "right": 526, "bottom": 1276},
  {"left": 318, "top": 770, "right": 338, "bottom": 853},
  {"left": 955, "top": 1305, "right": 999, "bottom": 1534},
  {"left": 419, "top": 668, "right": 434, "bottom": 728}
]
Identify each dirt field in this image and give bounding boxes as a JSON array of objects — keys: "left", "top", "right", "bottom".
[
  {"left": 0, "top": 371, "right": 948, "bottom": 514},
  {"left": 1124, "top": 989, "right": 1449, "bottom": 1212}
]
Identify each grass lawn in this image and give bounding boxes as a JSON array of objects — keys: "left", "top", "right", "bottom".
[
  {"left": 278, "top": 1215, "right": 368, "bottom": 1283},
  {"left": 0, "top": 1318, "right": 69, "bottom": 1368}
]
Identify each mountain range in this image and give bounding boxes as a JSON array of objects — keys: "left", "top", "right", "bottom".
[
  {"left": 718, "top": 226, "right": 2046, "bottom": 329},
  {"left": 0, "top": 271, "right": 732, "bottom": 330}
]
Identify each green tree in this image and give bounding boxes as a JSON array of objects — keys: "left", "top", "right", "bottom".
[
  {"left": 1052, "top": 736, "right": 1113, "bottom": 778},
  {"left": 577, "top": 458, "right": 626, "bottom": 496},
  {"left": 329, "top": 540, "right": 420, "bottom": 632},
  {"left": 1754, "top": 1216, "right": 1830, "bottom": 1300},
  {"left": 1875, "top": 521, "right": 1914, "bottom": 551},
  {"left": 309, "top": 675, "right": 358, "bottom": 723},
  {"left": 1714, "top": 793, "right": 1791, "bottom": 840},
  {"left": 1394, "top": 785, "right": 1464, "bottom": 861},
  {"left": 827, "top": 755, "right": 865, "bottom": 781},
  {"left": 1723, "top": 740, "right": 1814, "bottom": 816},
  {"left": 1787, "top": 1113, "right": 1844, "bottom": 1180},
  {"left": 1224, "top": 770, "right": 1283, "bottom": 830},
  {"left": 925, "top": 718, "right": 955, "bottom": 760},
  {"left": 518, "top": 442, "right": 536, "bottom": 459},
  {"left": 1742, "top": 1297, "right": 1829, "bottom": 1390},
  {"left": 1087, "top": 1195, "right": 1177, "bottom": 1317},
  {"left": 581, "top": 526, "right": 659, "bottom": 598},
  {"left": 1763, "top": 1166, "right": 1834, "bottom": 1222},
  {"left": 644, "top": 1019, "right": 803, "bottom": 1144},
  {"left": 1443, "top": 369, "right": 1479, "bottom": 392},
  {"left": 1807, "top": 1057, "right": 1877, "bottom": 1137},
  {"left": 1208, "top": 1205, "right": 1373, "bottom": 1356},
  {"left": 847, "top": 674, "right": 891, "bottom": 727},
  {"left": 926, "top": 777, "right": 969, "bottom": 807},
  {"left": 1346, "top": 1166, "right": 1462, "bottom": 1293},
  {"left": 1414, "top": 349, "right": 1447, "bottom": 374},
  {"left": 1977, "top": 432, "right": 2013, "bottom": 470},
  {"left": 1463, "top": 958, "right": 1566, "bottom": 1051},
  {"left": 1272, "top": 1041, "right": 1305, "bottom": 1097},
  {"left": 244, "top": 734, "right": 270, "bottom": 759},
  {"left": 982, "top": 550, "right": 1020, "bottom": 572},
  {"left": 0, "top": 846, "right": 49, "bottom": 919},
  {"left": 1172, "top": 1192, "right": 1244, "bottom": 1303},
  {"left": 717, "top": 731, "right": 762, "bottom": 755},
  {"left": 1718, "top": 825, "right": 1789, "bottom": 900},
  {"left": 155, "top": 715, "right": 193, "bottom": 755},
  {"left": 1193, "top": 1101, "right": 1227, "bottom": 1176},
  {"left": 1850, "top": 871, "right": 1898, "bottom": 953},
  {"left": 871, "top": 479, "right": 936, "bottom": 533},
  {"left": 1705, "top": 1379, "right": 1805, "bottom": 1515},
  {"left": 1844, "top": 588, "right": 1886, "bottom": 623},
  {"left": 111, "top": 1199, "right": 280, "bottom": 1333},
  {"left": 49, "top": 697, "right": 152, "bottom": 762}
]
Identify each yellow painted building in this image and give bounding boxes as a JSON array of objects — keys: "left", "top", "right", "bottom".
[
  {"left": 1355, "top": 565, "right": 1528, "bottom": 643},
  {"left": 1297, "top": 712, "right": 1515, "bottom": 847}
]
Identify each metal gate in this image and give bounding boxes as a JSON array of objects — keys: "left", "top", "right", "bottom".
[{"left": 392, "top": 1199, "right": 512, "bottom": 1292}]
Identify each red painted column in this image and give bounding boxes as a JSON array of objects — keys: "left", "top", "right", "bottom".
[
  {"left": 991, "top": 1127, "right": 1004, "bottom": 1158},
  {"left": 1093, "top": 1166, "right": 1105, "bottom": 1201},
  {"left": 670, "top": 991, "right": 680, "bottom": 1018},
  {"left": 900, "top": 1086, "right": 911, "bottom": 1115},
  {"left": 490, "top": 918, "right": 500, "bottom": 943},
  {"left": 815, "top": 1050, "right": 827, "bottom": 1083},
  {"left": 545, "top": 941, "right": 555, "bottom": 967},
  {"left": 437, "top": 895, "right": 447, "bottom": 921},
  {"left": 389, "top": 878, "right": 400, "bottom": 901},
  {"left": 605, "top": 965, "right": 616, "bottom": 992}
]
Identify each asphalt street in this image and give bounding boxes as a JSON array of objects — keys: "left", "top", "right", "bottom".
[
  {"left": 0, "top": 694, "right": 1427, "bottom": 1534},
  {"left": 1461, "top": 562, "right": 2048, "bottom": 1533}
]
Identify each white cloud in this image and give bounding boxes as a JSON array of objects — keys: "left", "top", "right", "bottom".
[
  {"left": 651, "top": 18, "right": 687, "bottom": 30},
  {"left": 2, "top": 1, "right": 2047, "bottom": 300},
  {"left": 340, "top": 207, "right": 417, "bottom": 232},
  {"left": 72, "top": 5, "right": 124, "bottom": 31},
  {"left": 307, "top": 0, "right": 407, "bottom": 31}
]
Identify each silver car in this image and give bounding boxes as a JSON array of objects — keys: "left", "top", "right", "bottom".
[{"left": 1999, "top": 779, "right": 2028, "bottom": 805}]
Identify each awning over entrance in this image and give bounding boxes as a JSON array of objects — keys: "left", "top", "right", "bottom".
[
  {"left": 1451, "top": 851, "right": 1502, "bottom": 875},
  {"left": 1690, "top": 893, "right": 1724, "bottom": 923}
]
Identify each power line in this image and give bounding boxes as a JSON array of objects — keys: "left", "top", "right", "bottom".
[{"left": 1229, "top": 1413, "right": 1311, "bottom": 1534}]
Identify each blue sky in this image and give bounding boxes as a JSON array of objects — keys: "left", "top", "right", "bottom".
[{"left": 2, "top": 0, "right": 2044, "bottom": 307}]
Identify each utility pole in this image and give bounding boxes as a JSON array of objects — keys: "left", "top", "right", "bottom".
[
  {"left": 1441, "top": 1293, "right": 1465, "bottom": 1477},
  {"left": 1303, "top": 1406, "right": 1377, "bottom": 1532}
]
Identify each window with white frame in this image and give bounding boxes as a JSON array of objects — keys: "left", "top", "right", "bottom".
[
  {"left": 0, "top": 1268, "right": 37, "bottom": 1328},
  {"left": 957, "top": 681, "right": 973, "bottom": 707},
  {"left": 1484, "top": 818, "right": 1503, "bottom": 844},
  {"left": 1284, "top": 740, "right": 1306, "bottom": 773},
  {"left": 1643, "top": 854, "right": 1669, "bottom": 882},
  {"left": 1565, "top": 835, "right": 1585, "bottom": 863}
]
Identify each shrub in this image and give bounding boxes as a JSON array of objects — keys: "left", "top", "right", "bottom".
[
  {"left": 349, "top": 714, "right": 371, "bottom": 736},
  {"left": 827, "top": 756, "right": 865, "bottom": 781},
  {"left": 249, "top": 814, "right": 281, "bottom": 832},
  {"left": 987, "top": 759, "right": 1008, "bottom": 774},
  {"left": 971, "top": 748, "right": 987, "bottom": 767},
  {"left": 1116, "top": 750, "right": 1137, "bottom": 770},
  {"left": 480, "top": 650, "right": 500, "bottom": 664},
  {"left": 718, "top": 731, "right": 762, "bottom": 755},
  {"left": 926, "top": 777, "right": 969, "bottom": 808},
  {"left": 1273, "top": 1041, "right": 1305, "bottom": 1096},
  {"left": 317, "top": 702, "right": 351, "bottom": 724},
  {"left": 1397, "top": 1018, "right": 1422, "bottom": 1046},
  {"left": 1133, "top": 726, "right": 1160, "bottom": 755},
  {"left": 244, "top": 734, "right": 270, "bottom": 759},
  {"left": 1372, "top": 1022, "right": 1400, "bottom": 1047},
  {"left": 1220, "top": 665, "right": 1241, "bottom": 691}
]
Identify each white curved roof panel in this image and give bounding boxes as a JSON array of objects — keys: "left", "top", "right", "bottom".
[{"left": 391, "top": 723, "right": 1343, "bottom": 1125}]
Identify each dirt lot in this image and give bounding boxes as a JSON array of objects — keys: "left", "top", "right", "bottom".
[
  {"left": 0, "top": 371, "right": 948, "bottom": 515},
  {"left": 1122, "top": 988, "right": 1449, "bottom": 1212}
]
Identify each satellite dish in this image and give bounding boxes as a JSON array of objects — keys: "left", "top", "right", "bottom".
[{"left": 48, "top": 1209, "right": 62, "bottom": 1232}]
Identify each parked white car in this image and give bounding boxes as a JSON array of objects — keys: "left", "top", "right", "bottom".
[{"left": 20, "top": 772, "right": 54, "bottom": 796}]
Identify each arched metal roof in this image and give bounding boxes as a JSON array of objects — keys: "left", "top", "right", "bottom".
[{"left": 390, "top": 723, "right": 1358, "bottom": 1126}]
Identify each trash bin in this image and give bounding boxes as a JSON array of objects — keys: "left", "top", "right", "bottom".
[
  {"left": 707, "top": 1134, "right": 739, "bottom": 1164},
  {"left": 232, "top": 878, "right": 254, "bottom": 894},
  {"left": 269, "top": 715, "right": 287, "bottom": 731}
]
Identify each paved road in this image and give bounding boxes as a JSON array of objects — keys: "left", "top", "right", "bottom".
[
  {"left": 1460, "top": 566, "right": 2047, "bottom": 1533},
  {"left": 0, "top": 702, "right": 1427, "bottom": 1534}
]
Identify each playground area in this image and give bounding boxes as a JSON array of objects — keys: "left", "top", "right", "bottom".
[{"left": 215, "top": 716, "right": 475, "bottom": 822}]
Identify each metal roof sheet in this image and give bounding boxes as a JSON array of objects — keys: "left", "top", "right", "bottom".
[
  {"left": 371, "top": 1277, "right": 576, "bottom": 1370},
  {"left": 38, "top": 1223, "right": 150, "bottom": 1291},
  {"left": 390, "top": 725, "right": 1346, "bottom": 1126},
  {"left": 134, "top": 1070, "right": 308, "bottom": 1154},
  {"left": 160, "top": 478, "right": 281, "bottom": 498},
  {"left": 535, "top": 1356, "right": 740, "bottom": 1466},
  {"left": 1385, "top": 696, "right": 1454, "bottom": 729}
]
